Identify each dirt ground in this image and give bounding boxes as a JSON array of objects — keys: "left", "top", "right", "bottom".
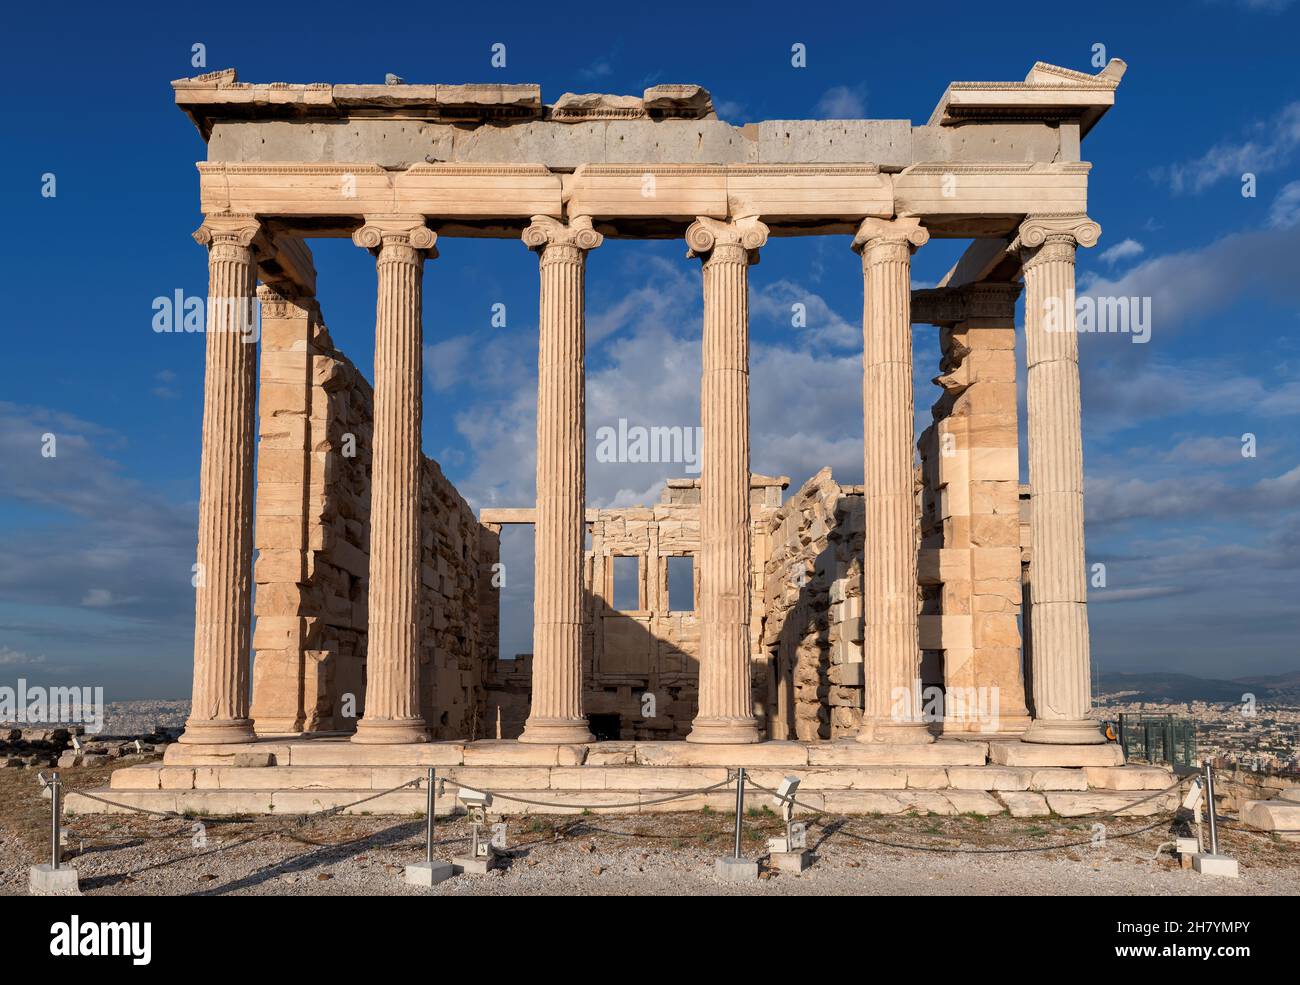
[{"left": 3, "top": 761, "right": 1297, "bottom": 896}]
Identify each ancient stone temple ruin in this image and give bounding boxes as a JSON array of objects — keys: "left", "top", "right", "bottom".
[{"left": 78, "top": 58, "right": 1184, "bottom": 818}]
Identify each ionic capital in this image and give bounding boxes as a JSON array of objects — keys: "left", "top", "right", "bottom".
[
  {"left": 1012, "top": 213, "right": 1101, "bottom": 255},
  {"left": 522, "top": 215, "right": 604, "bottom": 254},
  {"left": 685, "top": 216, "right": 769, "bottom": 264},
  {"left": 193, "top": 214, "right": 264, "bottom": 252},
  {"left": 352, "top": 216, "right": 438, "bottom": 257},
  {"left": 852, "top": 215, "right": 929, "bottom": 260}
]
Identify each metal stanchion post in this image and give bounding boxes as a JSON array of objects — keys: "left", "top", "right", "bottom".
[
  {"left": 1191, "top": 760, "right": 1237, "bottom": 877},
  {"left": 50, "top": 771, "right": 61, "bottom": 870},
  {"left": 426, "top": 767, "right": 435, "bottom": 865},
  {"left": 733, "top": 767, "right": 745, "bottom": 860},
  {"left": 404, "top": 766, "right": 453, "bottom": 888},
  {"left": 1204, "top": 762, "right": 1219, "bottom": 856},
  {"left": 29, "top": 770, "right": 78, "bottom": 894},
  {"left": 715, "top": 767, "right": 759, "bottom": 882}
]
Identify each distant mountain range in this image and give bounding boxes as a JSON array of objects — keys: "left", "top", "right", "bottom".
[{"left": 1097, "top": 671, "right": 1300, "bottom": 704}]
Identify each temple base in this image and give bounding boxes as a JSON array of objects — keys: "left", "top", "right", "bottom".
[
  {"left": 178, "top": 718, "right": 256, "bottom": 744},
  {"left": 518, "top": 718, "right": 594, "bottom": 744},
  {"left": 351, "top": 718, "right": 430, "bottom": 745},
  {"left": 686, "top": 717, "right": 761, "bottom": 744},
  {"left": 1021, "top": 718, "right": 1106, "bottom": 745},
  {"left": 857, "top": 721, "right": 936, "bottom": 744}
]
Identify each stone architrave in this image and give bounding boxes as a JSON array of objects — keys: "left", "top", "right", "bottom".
[
  {"left": 685, "top": 216, "right": 767, "bottom": 744},
  {"left": 181, "top": 215, "right": 263, "bottom": 744},
  {"left": 350, "top": 217, "right": 437, "bottom": 744},
  {"left": 1015, "top": 213, "right": 1106, "bottom": 745},
  {"left": 519, "top": 216, "right": 603, "bottom": 744},
  {"left": 853, "top": 216, "right": 934, "bottom": 744}
]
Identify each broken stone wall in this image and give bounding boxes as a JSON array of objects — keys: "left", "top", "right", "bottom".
[
  {"left": 759, "top": 468, "right": 865, "bottom": 741},
  {"left": 249, "top": 287, "right": 483, "bottom": 737},
  {"left": 481, "top": 475, "right": 786, "bottom": 740}
]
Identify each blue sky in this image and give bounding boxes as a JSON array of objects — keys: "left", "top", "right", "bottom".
[{"left": 1, "top": 0, "right": 1298, "bottom": 699}]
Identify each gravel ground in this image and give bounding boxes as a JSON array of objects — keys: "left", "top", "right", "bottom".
[{"left": 3, "top": 805, "right": 1297, "bottom": 896}]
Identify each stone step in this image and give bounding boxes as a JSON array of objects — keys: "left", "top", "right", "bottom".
[
  {"left": 1042, "top": 790, "right": 1178, "bottom": 817},
  {"left": 160, "top": 738, "right": 992, "bottom": 769},
  {"left": 109, "top": 762, "right": 1114, "bottom": 794},
  {"left": 68, "top": 786, "right": 1019, "bottom": 817},
  {"left": 988, "top": 741, "right": 1126, "bottom": 768},
  {"left": 67, "top": 783, "right": 1179, "bottom": 820}
]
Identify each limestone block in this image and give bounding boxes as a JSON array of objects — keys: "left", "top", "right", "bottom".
[
  {"left": 1028, "top": 768, "right": 1089, "bottom": 791},
  {"left": 946, "top": 766, "right": 1032, "bottom": 791},
  {"left": 1084, "top": 765, "right": 1174, "bottom": 791},
  {"left": 807, "top": 740, "right": 986, "bottom": 767},
  {"left": 910, "top": 123, "right": 1061, "bottom": 164},
  {"left": 971, "top": 547, "right": 1022, "bottom": 582},
  {"left": 606, "top": 120, "right": 754, "bottom": 164},
  {"left": 989, "top": 742, "right": 1123, "bottom": 768},
  {"left": 942, "top": 790, "right": 1005, "bottom": 815},
  {"left": 1045, "top": 791, "right": 1173, "bottom": 817},
  {"left": 108, "top": 765, "right": 164, "bottom": 790},
  {"left": 756, "top": 120, "right": 911, "bottom": 166},
  {"left": 1241, "top": 798, "right": 1300, "bottom": 836},
  {"left": 904, "top": 768, "right": 951, "bottom": 790},
  {"left": 633, "top": 741, "right": 809, "bottom": 768},
  {"left": 999, "top": 791, "right": 1050, "bottom": 817},
  {"left": 159, "top": 768, "right": 195, "bottom": 790},
  {"left": 286, "top": 741, "right": 465, "bottom": 767}
]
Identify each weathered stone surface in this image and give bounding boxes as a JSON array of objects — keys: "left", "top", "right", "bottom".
[{"left": 989, "top": 741, "right": 1123, "bottom": 768}]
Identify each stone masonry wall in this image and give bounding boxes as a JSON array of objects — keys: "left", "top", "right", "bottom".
[
  {"left": 759, "top": 468, "right": 865, "bottom": 741},
  {"left": 249, "top": 286, "right": 483, "bottom": 737},
  {"left": 481, "top": 475, "right": 786, "bottom": 740},
  {"left": 917, "top": 294, "right": 1032, "bottom": 733}
]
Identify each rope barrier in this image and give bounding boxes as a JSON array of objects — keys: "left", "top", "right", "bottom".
[{"left": 50, "top": 759, "right": 1274, "bottom": 871}]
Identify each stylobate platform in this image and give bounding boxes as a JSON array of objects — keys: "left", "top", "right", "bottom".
[{"left": 66, "top": 737, "right": 1178, "bottom": 819}]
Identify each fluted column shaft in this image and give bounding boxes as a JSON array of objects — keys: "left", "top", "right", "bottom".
[
  {"left": 520, "top": 217, "right": 602, "bottom": 744},
  {"left": 686, "top": 217, "right": 766, "bottom": 744},
  {"left": 854, "top": 217, "right": 933, "bottom": 743},
  {"left": 352, "top": 219, "right": 436, "bottom": 744},
  {"left": 1018, "top": 215, "right": 1105, "bottom": 744},
  {"left": 181, "top": 216, "right": 261, "bottom": 744}
]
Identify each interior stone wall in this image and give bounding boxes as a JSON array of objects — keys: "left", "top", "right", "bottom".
[
  {"left": 249, "top": 290, "right": 484, "bottom": 737},
  {"left": 481, "top": 476, "right": 785, "bottom": 740},
  {"left": 759, "top": 468, "right": 866, "bottom": 741}
]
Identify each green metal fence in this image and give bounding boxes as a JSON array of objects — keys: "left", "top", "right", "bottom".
[{"left": 1117, "top": 713, "right": 1197, "bottom": 768}]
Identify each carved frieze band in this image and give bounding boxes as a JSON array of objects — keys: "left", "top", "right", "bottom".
[{"left": 911, "top": 282, "right": 1023, "bottom": 326}]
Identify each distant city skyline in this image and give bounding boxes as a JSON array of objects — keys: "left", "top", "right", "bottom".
[{"left": 2, "top": 1, "right": 1298, "bottom": 700}]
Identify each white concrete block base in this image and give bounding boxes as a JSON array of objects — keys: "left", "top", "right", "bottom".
[
  {"left": 404, "top": 861, "right": 455, "bottom": 887},
  {"left": 770, "top": 850, "right": 812, "bottom": 873},
  {"left": 1191, "top": 854, "right": 1239, "bottom": 878},
  {"left": 29, "top": 863, "right": 80, "bottom": 896},
  {"left": 715, "top": 857, "right": 759, "bottom": 881},
  {"left": 452, "top": 856, "right": 495, "bottom": 875}
]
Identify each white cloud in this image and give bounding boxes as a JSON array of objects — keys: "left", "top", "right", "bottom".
[
  {"left": 814, "top": 84, "right": 867, "bottom": 119},
  {"left": 1098, "top": 238, "right": 1144, "bottom": 266},
  {"left": 1155, "top": 101, "right": 1300, "bottom": 194},
  {"left": 1267, "top": 179, "right": 1300, "bottom": 228}
]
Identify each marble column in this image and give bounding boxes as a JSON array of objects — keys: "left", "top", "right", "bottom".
[
  {"left": 181, "top": 215, "right": 262, "bottom": 744},
  {"left": 685, "top": 216, "right": 766, "bottom": 745},
  {"left": 351, "top": 218, "right": 437, "bottom": 744},
  {"left": 853, "top": 216, "right": 934, "bottom": 744},
  {"left": 1016, "top": 214, "right": 1106, "bottom": 744},
  {"left": 519, "top": 216, "right": 602, "bottom": 744}
]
